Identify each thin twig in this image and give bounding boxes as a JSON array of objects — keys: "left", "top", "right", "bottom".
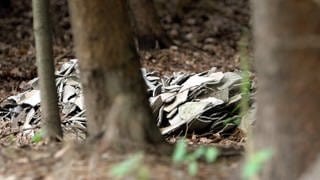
[{"left": 0, "top": 125, "right": 40, "bottom": 139}]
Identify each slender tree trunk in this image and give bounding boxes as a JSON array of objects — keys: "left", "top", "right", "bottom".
[
  {"left": 128, "top": 0, "right": 171, "bottom": 50},
  {"left": 32, "top": 0, "right": 63, "bottom": 140},
  {"left": 253, "top": 0, "right": 320, "bottom": 179},
  {"left": 68, "top": 0, "right": 165, "bottom": 150}
]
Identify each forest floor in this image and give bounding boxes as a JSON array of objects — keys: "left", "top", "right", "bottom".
[{"left": 0, "top": 0, "right": 251, "bottom": 179}]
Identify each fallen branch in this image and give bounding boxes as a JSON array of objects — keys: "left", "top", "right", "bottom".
[{"left": 0, "top": 125, "right": 40, "bottom": 139}]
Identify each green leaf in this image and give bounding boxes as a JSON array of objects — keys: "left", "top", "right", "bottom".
[
  {"left": 205, "top": 147, "right": 219, "bottom": 163},
  {"left": 234, "top": 118, "right": 241, "bottom": 126},
  {"left": 231, "top": 104, "right": 241, "bottom": 114},
  {"left": 242, "top": 149, "right": 274, "bottom": 179},
  {"left": 223, "top": 116, "right": 240, "bottom": 125},
  {"left": 188, "top": 161, "right": 198, "bottom": 176},
  {"left": 31, "top": 130, "right": 45, "bottom": 143},
  {"left": 188, "top": 146, "right": 206, "bottom": 161},
  {"left": 109, "top": 153, "right": 143, "bottom": 178},
  {"left": 138, "top": 166, "right": 150, "bottom": 180},
  {"left": 173, "top": 139, "right": 187, "bottom": 163}
]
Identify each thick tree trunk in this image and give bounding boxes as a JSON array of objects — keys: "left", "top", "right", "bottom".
[
  {"left": 32, "top": 0, "right": 63, "bottom": 140},
  {"left": 68, "top": 0, "right": 165, "bottom": 150},
  {"left": 253, "top": 0, "right": 320, "bottom": 179},
  {"left": 128, "top": 0, "right": 171, "bottom": 50}
]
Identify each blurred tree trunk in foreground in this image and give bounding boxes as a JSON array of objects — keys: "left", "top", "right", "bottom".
[
  {"left": 32, "top": 0, "right": 63, "bottom": 140},
  {"left": 68, "top": 0, "right": 166, "bottom": 151},
  {"left": 252, "top": 0, "right": 320, "bottom": 179},
  {"left": 128, "top": 0, "right": 172, "bottom": 50}
]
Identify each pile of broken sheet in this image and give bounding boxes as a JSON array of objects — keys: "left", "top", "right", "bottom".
[
  {"left": 0, "top": 59, "right": 252, "bottom": 139},
  {"left": 143, "top": 67, "right": 248, "bottom": 136}
]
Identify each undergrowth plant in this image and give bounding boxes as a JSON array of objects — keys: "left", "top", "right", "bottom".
[
  {"left": 238, "top": 32, "right": 274, "bottom": 179},
  {"left": 172, "top": 139, "right": 219, "bottom": 176},
  {"left": 108, "top": 152, "right": 149, "bottom": 180},
  {"left": 31, "top": 130, "right": 45, "bottom": 143},
  {"left": 242, "top": 149, "right": 273, "bottom": 180}
]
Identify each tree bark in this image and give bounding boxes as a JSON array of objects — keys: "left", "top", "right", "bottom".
[
  {"left": 32, "top": 0, "right": 63, "bottom": 140},
  {"left": 128, "top": 0, "right": 171, "bottom": 50},
  {"left": 252, "top": 0, "right": 320, "bottom": 179},
  {"left": 68, "top": 0, "right": 165, "bottom": 150}
]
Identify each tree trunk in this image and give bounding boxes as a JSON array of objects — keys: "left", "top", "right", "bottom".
[
  {"left": 32, "top": 0, "right": 63, "bottom": 140},
  {"left": 252, "top": 0, "right": 320, "bottom": 179},
  {"left": 128, "top": 0, "right": 171, "bottom": 50},
  {"left": 68, "top": 0, "right": 165, "bottom": 150}
]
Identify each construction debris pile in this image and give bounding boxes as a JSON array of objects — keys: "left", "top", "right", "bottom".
[{"left": 0, "top": 59, "right": 253, "bottom": 140}]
